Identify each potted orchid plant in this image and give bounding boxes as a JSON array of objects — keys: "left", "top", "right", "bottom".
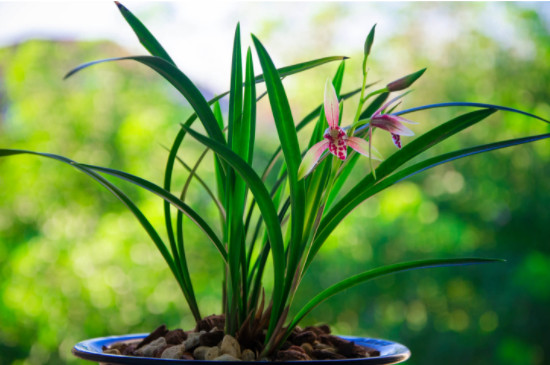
[{"left": 1, "top": 2, "right": 548, "bottom": 364}]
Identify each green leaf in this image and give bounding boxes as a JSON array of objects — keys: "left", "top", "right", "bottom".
[
  {"left": 79, "top": 163, "right": 228, "bottom": 262},
  {"left": 182, "top": 125, "right": 286, "bottom": 334},
  {"left": 244, "top": 48, "right": 257, "bottom": 165},
  {"left": 360, "top": 92, "right": 389, "bottom": 119},
  {"left": 65, "top": 56, "right": 226, "bottom": 145},
  {"left": 395, "top": 102, "right": 550, "bottom": 124},
  {"left": 0, "top": 148, "right": 202, "bottom": 321},
  {"left": 371, "top": 133, "right": 550, "bottom": 196},
  {"left": 114, "top": 2, "right": 175, "bottom": 64},
  {"left": 307, "top": 109, "right": 497, "bottom": 270},
  {"left": 226, "top": 24, "right": 246, "bottom": 332},
  {"left": 254, "top": 56, "right": 348, "bottom": 83},
  {"left": 212, "top": 101, "right": 227, "bottom": 203},
  {"left": 288, "top": 257, "right": 504, "bottom": 335},
  {"left": 252, "top": 35, "right": 306, "bottom": 332},
  {"left": 167, "top": 150, "right": 224, "bottom": 216},
  {"left": 228, "top": 23, "right": 244, "bottom": 152},
  {"left": 82, "top": 164, "right": 227, "bottom": 261}
]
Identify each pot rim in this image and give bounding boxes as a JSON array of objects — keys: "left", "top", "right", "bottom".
[{"left": 72, "top": 333, "right": 411, "bottom": 364}]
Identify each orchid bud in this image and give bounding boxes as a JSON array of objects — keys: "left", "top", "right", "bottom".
[
  {"left": 387, "top": 68, "right": 427, "bottom": 91},
  {"left": 364, "top": 24, "right": 376, "bottom": 57}
]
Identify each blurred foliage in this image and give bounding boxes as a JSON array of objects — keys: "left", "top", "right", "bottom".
[{"left": 1, "top": 2, "right": 549, "bottom": 365}]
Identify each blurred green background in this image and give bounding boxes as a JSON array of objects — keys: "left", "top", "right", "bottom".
[{"left": 1, "top": 2, "right": 549, "bottom": 365}]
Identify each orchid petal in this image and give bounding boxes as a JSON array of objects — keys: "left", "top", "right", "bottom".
[
  {"left": 298, "top": 140, "right": 330, "bottom": 179},
  {"left": 347, "top": 136, "right": 382, "bottom": 160},
  {"left": 392, "top": 115, "right": 418, "bottom": 125},
  {"left": 328, "top": 138, "right": 347, "bottom": 160},
  {"left": 324, "top": 79, "right": 340, "bottom": 128},
  {"left": 391, "top": 134, "right": 402, "bottom": 148},
  {"left": 371, "top": 114, "right": 415, "bottom": 136},
  {"left": 372, "top": 91, "right": 412, "bottom": 117}
]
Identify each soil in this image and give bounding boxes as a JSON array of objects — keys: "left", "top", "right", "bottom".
[{"left": 103, "top": 314, "right": 381, "bottom": 361}]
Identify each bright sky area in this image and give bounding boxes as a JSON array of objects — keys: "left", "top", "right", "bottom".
[{"left": 1, "top": 2, "right": 549, "bottom": 92}]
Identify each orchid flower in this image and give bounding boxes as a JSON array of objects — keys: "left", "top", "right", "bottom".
[
  {"left": 369, "top": 94, "right": 417, "bottom": 149},
  {"left": 298, "top": 80, "right": 379, "bottom": 180}
]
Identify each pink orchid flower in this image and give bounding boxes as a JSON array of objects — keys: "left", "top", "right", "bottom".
[
  {"left": 298, "top": 80, "right": 377, "bottom": 179},
  {"left": 369, "top": 95, "right": 417, "bottom": 149}
]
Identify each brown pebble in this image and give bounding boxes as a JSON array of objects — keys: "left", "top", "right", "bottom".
[
  {"left": 313, "top": 342, "right": 333, "bottom": 351},
  {"left": 328, "top": 335, "right": 349, "bottom": 348},
  {"left": 304, "top": 324, "right": 331, "bottom": 336},
  {"left": 293, "top": 331, "right": 317, "bottom": 345},
  {"left": 364, "top": 346, "right": 381, "bottom": 357},
  {"left": 220, "top": 335, "right": 241, "bottom": 358},
  {"left": 193, "top": 346, "right": 211, "bottom": 360},
  {"left": 312, "top": 349, "right": 346, "bottom": 360},
  {"left": 200, "top": 329, "right": 224, "bottom": 347},
  {"left": 105, "top": 342, "right": 137, "bottom": 356},
  {"left": 121, "top": 343, "right": 138, "bottom": 356},
  {"left": 205, "top": 346, "right": 221, "bottom": 360},
  {"left": 287, "top": 345, "right": 307, "bottom": 354},
  {"left": 165, "top": 329, "right": 187, "bottom": 345},
  {"left": 181, "top": 352, "right": 195, "bottom": 360},
  {"left": 242, "top": 349, "right": 256, "bottom": 361},
  {"left": 300, "top": 343, "right": 314, "bottom": 355},
  {"left": 183, "top": 331, "right": 203, "bottom": 351},
  {"left": 195, "top": 314, "right": 226, "bottom": 332},
  {"left": 136, "top": 325, "right": 168, "bottom": 349},
  {"left": 276, "top": 349, "right": 311, "bottom": 361},
  {"left": 154, "top": 344, "right": 170, "bottom": 357},
  {"left": 135, "top": 337, "right": 167, "bottom": 357},
  {"left": 335, "top": 339, "right": 356, "bottom": 357},
  {"left": 161, "top": 344, "right": 185, "bottom": 359},
  {"left": 318, "top": 334, "right": 332, "bottom": 345}
]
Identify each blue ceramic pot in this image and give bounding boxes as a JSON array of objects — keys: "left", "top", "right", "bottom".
[{"left": 72, "top": 334, "right": 410, "bottom": 364}]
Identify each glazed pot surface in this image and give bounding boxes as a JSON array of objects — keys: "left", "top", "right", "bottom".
[{"left": 73, "top": 334, "right": 410, "bottom": 365}]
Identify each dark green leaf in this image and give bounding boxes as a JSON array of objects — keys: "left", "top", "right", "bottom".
[
  {"left": 65, "top": 56, "right": 226, "bottom": 145},
  {"left": 288, "top": 257, "right": 503, "bottom": 334},
  {"left": 254, "top": 56, "right": 348, "bottom": 83},
  {"left": 0, "top": 148, "right": 202, "bottom": 321},
  {"left": 252, "top": 35, "right": 306, "bottom": 331},
  {"left": 182, "top": 125, "right": 286, "bottom": 333},
  {"left": 114, "top": 2, "right": 175, "bottom": 64},
  {"left": 395, "top": 102, "right": 550, "bottom": 124}
]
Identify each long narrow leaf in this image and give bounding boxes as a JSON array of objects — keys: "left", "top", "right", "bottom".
[
  {"left": 114, "top": 2, "right": 174, "bottom": 64},
  {"left": 226, "top": 24, "right": 247, "bottom": 331},
  {"left": 244, "top": 48, "right": 257, "bottom": 165},
  {"left": 252, "top": 36, "right": 306, "bottom": 333},
  {"left": 65, "top": 56, "right": 226, "bottom": 145},
  {"left": 254, "top": 56, "right": 347, "bottom": 83},
  {"left": 79, "top": 163, "right": 228, "bottom": 262},
  {"left": 394, "top": 102, "right": 550, "bottom": 123},
  {"left": 306, "top": 109, "right": 497, "bottom": 270},
  {"left": 288, "top": 258, "right": 503, "bottom": 334},
  {"left": 0, "top": 149, "right": 202, "bottom": 320},
  {"left": 182, "top": 125, "right": 286, "bottom": 333},
  {"left": 366, "top": 133, "right": 550, "bottom": 199}
]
